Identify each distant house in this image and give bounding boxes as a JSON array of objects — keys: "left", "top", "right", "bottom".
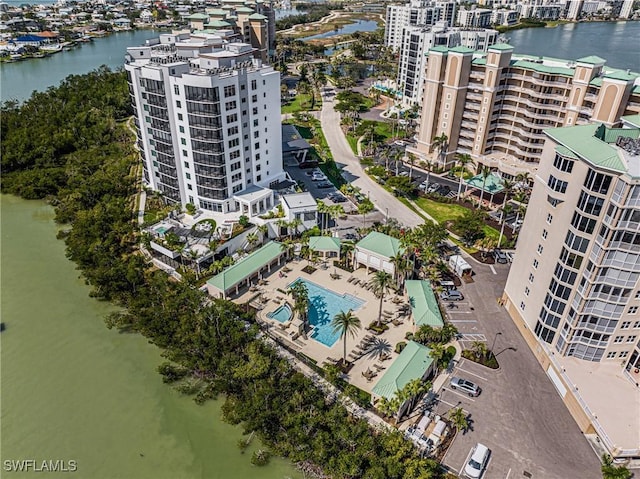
[
  {"left": 112, "top": 17, "right": 131, "bottom": 27},
  {"left": 140, "top": 9, "right": 153, "bottom": 22},
  {"left": 354, "top": 231, "right": 403, "bottom": 276}
]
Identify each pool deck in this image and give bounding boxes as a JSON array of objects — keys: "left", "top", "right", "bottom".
[{"left": 230, "top": 258, "right": 415, "bottom": 396}]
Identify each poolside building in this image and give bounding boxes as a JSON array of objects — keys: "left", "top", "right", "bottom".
[
  {"left": 280, "top": 193, "right": 318, "bottom": 234},
  {"left": 354, "top": 232, "right": 403, "bottom": 277},
  {"left": 464, "top": 172, "right": 505, "bottom": 206},
  {"left": 371, "top": 341, "right": 435, "bottom": 417},
  {"left": 308, "top": 236, "right": 341, "bottom": 261},
  {"left": 206, "top": 240, "right": 284, "bottom": 298},
  {"left": 405, "top": 280, "right": 444, "bottom": 330}
]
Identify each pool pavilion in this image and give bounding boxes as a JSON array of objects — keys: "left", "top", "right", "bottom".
[
  {"left": 206, "top": 241, "right": 286, "bottom": 298},
  {"left": 308, "top": 236, "right": 341, "bottom": 261},
  {"left": 404, "top": 280, "right": 444, "bottom": 331},
  {"left": 354, "top": 231, "right": 403, "bottom": 277}
]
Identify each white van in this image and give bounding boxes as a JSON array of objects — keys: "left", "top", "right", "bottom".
[{"left": 464, "top": 443, "right": 490, "bottom": 478}]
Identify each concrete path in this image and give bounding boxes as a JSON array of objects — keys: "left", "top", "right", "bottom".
[{"left": 319, "top": 87, "right": 423, "bottom": 228}]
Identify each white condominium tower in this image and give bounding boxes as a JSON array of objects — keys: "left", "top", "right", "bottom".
[
  {"left": 410, "top": 44, "right": 640, "bottom": 177},
  {"left": 125, "top": 32, "right": 285, "bottom": 214},
  {"left": 385, "top": 0, "right": 457, "bottom": 51},
  {"left": 503, "top": 115, "right": 640, "bottom": 460}
]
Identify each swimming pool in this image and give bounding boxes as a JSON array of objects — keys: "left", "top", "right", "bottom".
[
  {"left": 289, "top": 278, "right": 365, "bottom": 347},
  {"left": 267, "top": 303, "right": 293, "bottom": 323}
]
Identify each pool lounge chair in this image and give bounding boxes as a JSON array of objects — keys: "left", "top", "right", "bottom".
[{"left": 347, "top": 277, "right": 355, "bottom": 283}]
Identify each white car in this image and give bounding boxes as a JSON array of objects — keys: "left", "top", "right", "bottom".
[
  {"left": 312, "top": 174, "right": 327, "bottom": 181},
  {"left": 464, "top": 443, "right": 490, "bottom": 478}
]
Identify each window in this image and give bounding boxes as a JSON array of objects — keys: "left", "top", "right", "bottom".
[
  {"left": 176, "top": 101, "right": 181, "bottom": 108},
  {"left": 525, "top": 287, "right": 530, "bottom": 296},
  {"left": 629, "top": 306, "right": 639, "bottom": 314},
  {"left": 241, "top": 97, "right": 246, "bottom": 103},
  {"left": 182, "top": 150, "right": 188, "bottom": 157},
  {"left": 577, "top": 191, "right": 605, "bottom": 216},
  {"left": 179, "top": 126, "right": 185, "bottom": 133},
  {"left": 180, "top": 138, "right": 186, "bottom": 145},
  {"left": 254, "top": 142, "right": 260, "bottom": 150},
  {"left": 229, "top": 150, "right": 240, "bottom": 160},
  {"left": 187, "top": 184, "right": 192, "bottom": 190},
  {"left": 584, "top": 169, "right": 612, "bottom": 195},
  {"left": 230, "top": 162, "right": 241, "bottom": 171},
  {"left": 252, "top": 107, "right": 258, "bottom": 115},
  {"left": 537, "top": 244, "right": 544, "bottom": 254},
  {"left": 226, "top": 113, "right": 238, "bottom": 123},
  {"left": 231, "top": 173, "right": 242, "bottom": 182},
  {"left": 228, "top": 138, "right": 239, "bottom": 148},
  {"left": 634, "top": 321, "right": 640, "bottom": 329},
  {"left": 241, "top": 84, "right": 245, "bottom": 91},
  {"left": 256, "top": 175, "right": 261, "bottom": 182},
  {"left": 627, "top": 335, "right": 637, "bottom": 343},
  {"left": 613, "top": 336, "right": 623, "bottom": 343},
  {"left": 225, "top": 101, "right": 237, "bottom": 111},
  {"left": 542, "top": 229, "right": 548, "bottom": 240},
  {"left": 184, "top": 162, "right": 190, "bottom": 169},
  {"left": 251, "top": 94, "right": 257, "bottom": 103},
  {"left": 548, "top": 175, "right": 568, "bottom": 194},
  {"left": 533, "top": 259, "right": 539, "bottom": 269},
  {"left": 547, "top": 213, "right": 553, "bottom": 224},
  {"left": 251, "top": 79, "right": 257, "bottom": 90},
  {"left": 553, "top": 154, "right": 574, "bottom": 173},
  {"left": 619, "top": 351, "right": 629, "bottom": 358},
  {"left": 529, "top": 273, "right": 535, "bottom": 283},
  {"left": 185, "top": 173, "right": 191, "bottom": 180},
  {"left": 636, "top": 291, "right": 640, "bottom": 299},
  {"left": 547, "top": 195, "right": 562, "bottom": 207},
  {"left": 254, "top": 131, "right": 259, "bottom": 139},
  {"left": 224, "top": 85, "right": 236, "bottom": 97},
  {"left": 174, "top": 85, "right": 180, "bottom": 95},
  {"left": 520, "top": 301, "right": 526, "bottom": 311},
  {"left": 570, "top": 212, "right": 596, "bottom": 234},
  {"left": 227, "top": 126, "right": 239, "bottom": 136},
  {"left": 606, "top": 351, "right": 617, "bottom": 359},
  {"left": 178, "top": 113, "right": 183, "bottom": 121}
]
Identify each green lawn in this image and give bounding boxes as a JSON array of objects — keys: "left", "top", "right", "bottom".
[
  {"left": 281, "top": 93, "right": 321, "bottom": 114},
  {"left": 413, "top": 197, "right": 469, "bottom": 224},
  {"left": 346, "top": 134, "right": 359, "bottom": 155}
]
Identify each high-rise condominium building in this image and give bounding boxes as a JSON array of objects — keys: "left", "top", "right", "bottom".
[
  {"left": 125, "top": 32, "right": 285, "bottom": 215},
  {"left": 385, "top": 0, "right": 457, "bottom": 51},
  {"left": 502, "top": 115, "right": 640, "bottom": 460},
  {"left": 410, "top": 44, "right": 640, "bottom": 177},
  {"left": 396, "top": 23, "right": 498, "bottom": 106}
]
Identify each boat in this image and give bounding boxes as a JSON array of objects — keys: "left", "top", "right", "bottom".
[
  {"left": 41, "top": 44, "right": 63, "bottom": 53},
  {"left": 10, "top": 53, "right": 22, "bottom": 61}
]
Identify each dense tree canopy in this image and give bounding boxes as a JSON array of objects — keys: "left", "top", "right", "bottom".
[{"left": 4, "top": 70, "right": 445, "bottom": 478}]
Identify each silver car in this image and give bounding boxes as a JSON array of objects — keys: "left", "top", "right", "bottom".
[{"left": 450, "top": 377, "right": 481, "bottom": 397}]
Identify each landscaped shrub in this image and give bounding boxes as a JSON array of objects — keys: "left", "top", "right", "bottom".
[{"left": 395, "top": 341, "right": 407, "bottom": 353}]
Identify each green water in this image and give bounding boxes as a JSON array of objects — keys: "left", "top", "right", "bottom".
[{"left": 0, "top": 195, "right": 301, "bottom": 479}]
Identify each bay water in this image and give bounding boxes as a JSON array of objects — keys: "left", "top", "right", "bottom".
[{"left": 0, "top": 195, "right": 301, "bottom": 479}]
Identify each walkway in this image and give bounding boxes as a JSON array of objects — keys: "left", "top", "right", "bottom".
[{"left": 319, "top": 86, "right": 423, "bottom": 228}]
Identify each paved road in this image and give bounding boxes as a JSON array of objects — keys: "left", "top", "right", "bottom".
[
  {"left": 436, "top": 263, "right": 601, "bottom": 479},
  {"left": 319, "top": 87, "right": 423, "bottom": 228}
]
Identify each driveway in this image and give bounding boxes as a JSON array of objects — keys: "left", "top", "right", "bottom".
[
  {"left": 319, "top": 87, "right": 423, "bottom": 228},
  {"left": 434, "top": 262, "right": 601, "bottom": 479}
]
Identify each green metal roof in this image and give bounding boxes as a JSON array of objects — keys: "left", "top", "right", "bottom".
[
  {"left": 428, "top": 46, "right": 449, "bottom": 54},
  {"left": 576, "top": 55, "right": 606, "bottom": 65},
  {"left": 589, "top": 77, "right": 603, "bottom": 87},
  {"left": 235, "top": 6, "right": 254, "bottom": 13},
  {"left": 555, "top": 145, "right": 579, "bottom": 160},
  {"left": 472, "top": 57, "right": 487, "bottom": 66},
  {"left": 450, "top": 46, "right": 474, "bottom": 54},
  {"left": 544, "top": 124, "right": 627, "bottom": 173},
  {"left": 187, "top": 13, "right": 209, "bottom": 19},
  {"left": 488, "top": 43, "right": 514, "bottom": 51},
  {"left": 248, "top": 12, "right": 267, "bottom": 20},
  {"left": 405, "top": 280, "right": 443, "bottom": 328},
  {"left": 603, "top": 69, "right": 639, "bottom": 82},
  {"left": 511, "top": 59, "right": 574, "bottom": 77},
  {"left": 597, "top": 125, "right": 639, "bottom": 144},
  {"left": 466, "top": 173, "right": 504, "bottom": 194},
  {"left": 208, "top": 19, "right": 231, "bottom": 27},
  {"left": 207, "top": 241, "right": 283, "bottom": 293},
  {"left": 371, "top": 341, "right": 433, "bottom": 400},
  {"left": 621, "top": 114, "right": 640, "bottom": 128},
  {"left": 308, "top": 236, "right": 341, "bottom": 252},
  {"left": 355, "top": 231, "right": 402, "bottom": 259}
]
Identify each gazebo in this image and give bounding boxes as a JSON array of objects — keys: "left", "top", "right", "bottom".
[
  {"left": 308, "top": 236, "right": 341, "bottom": 261},
  {"left": 464, "top": 173, "right": 504, "bottom": 206}
]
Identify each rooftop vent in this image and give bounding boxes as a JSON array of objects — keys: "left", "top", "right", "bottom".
[{"left": 616, "top": 136, "right": 640, "bottom": 156}]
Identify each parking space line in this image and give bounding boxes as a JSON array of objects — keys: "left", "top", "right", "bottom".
[
  {"left": 443, "top": 387, "right": 476, "bottom": 402},
  {"left": 449, "top": 319, "right": 477, "bottom": 323},
  {"left": 438, "top": 397, "right": 459, "bottom": 408},
  {"left": 490, "top": 265, "right": 497, "bottom": 274},
  {"left": 505, "top": 468, "right": 512, "bottom": 479},
  {"left": 454, "top": 366, "right": 489, "bottom": 382}
]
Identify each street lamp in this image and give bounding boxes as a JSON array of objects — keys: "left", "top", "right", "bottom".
[{"left": 491, "top": 332, "right": 502, "bottom": 355}]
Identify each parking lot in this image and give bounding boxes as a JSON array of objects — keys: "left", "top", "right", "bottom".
[{"left": 432, "top": 260, "right": 600, "bottom": 479}]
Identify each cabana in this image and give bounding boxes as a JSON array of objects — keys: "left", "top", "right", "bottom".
[
  {"left": 464, "top": 172, "right": 504, "bottom": 206},
  {"left": 371, "top": 341, "right": 435, "bottom": 419},
  {"left": 308, "top": 236, "right": 341, "bottom": 261},
  {"left": 354, "top": 231, "right": 403, "bottom": 276},
  {"left": 206, "top": 241, "right": 284, "bottom": 298},
  {"left": 405, "top": 280, "right": 444, "bottom": 330}
]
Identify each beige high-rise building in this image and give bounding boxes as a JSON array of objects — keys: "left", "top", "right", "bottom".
[
  {"left": 411, "top": 44, "right": 640, "bottom": 178},
  {"left": 502, "top": 115, "right": 640, "bottom": 461}
]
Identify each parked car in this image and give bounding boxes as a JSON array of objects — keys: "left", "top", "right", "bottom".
[
  {"left": 344, "top": 232, "right": 359, "bottom": 241},
  {"left": 435, "top": 185, "right": 451, "bottom": 196},
  {"left": 312, "top": 174, "right": 327, "bottom": 182},
  {"left": 418, "top": 181, "right": 429, "bottom": 190},
  {"left": 450, "top": 377, "right": 481, "bottom": 397},
  {"left": 399, "top": 171, "right": 410, "bottom": 177},
  {"left": 317, "top": 181, "right": 333, "bottom": 188},
  {"left": 426, "top": 182, "right": 441, "bottom": 193},
  {"left": 464, "top": 443, "right": 490, "bottom": 478},
  {"left": 493, "top": 249, "right": 508, "bottom": 264},
  {"left": 328, "top": 193, "right": 347, "bottom": 203},
  {"left": 440, "top": 290, "right": 464, "bottom": 301}
]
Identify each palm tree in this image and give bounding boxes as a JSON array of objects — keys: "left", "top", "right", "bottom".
[
  {"left": 424, "top": 160, "right": 434, "bottom": 189},
  {"left": 429, "top": 343, "right": 446, "bottom": 372},
  {"left": 497, "top": 203, "right": 513, "bottom": 248},
  {"left": 477, "top": 165, "right": 491, "bottom": 207},
  {"left": 406, "top": 152, "right": 416, "bottom": 179},
  {"left": 288, "top": 281, "right": 309, "bottom": 327},
  {"left": 341, "top": 241, "right": 355, "bottom": 269},
  {"left": 331, "top": 310, "right": 362, "bottom": 363},
  {"left": 455, "top": 153, "right": 473, "bottom": 201},
  {"left": 601, "top": 454, "right": 632, "bottom": 479},
  {"left": 257, "top": 224, "right": 269, "bottom": 244},
  {"left": 246, "top": 232, "right": 259, "bottom": 251},
  {"left": 369, "top": 270, "right": 393, "bottom": 327},
  {"left": 432, "top": 133, "right": 448, "bottom": 166},
  {"left": 316, "top": 200, "right": 328, "bottom": 233},
  {"left": 471, "top": 340, "right": 488, "bottom": 361},
  {"left": 328, "top": 204, "right": 345, "bottom": 234},
  {"left": 280, "top": 239, "right": 295, "bottom": 259},
  {"left": 448, "top": 407, "right": 470, "bottom": 433}
]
